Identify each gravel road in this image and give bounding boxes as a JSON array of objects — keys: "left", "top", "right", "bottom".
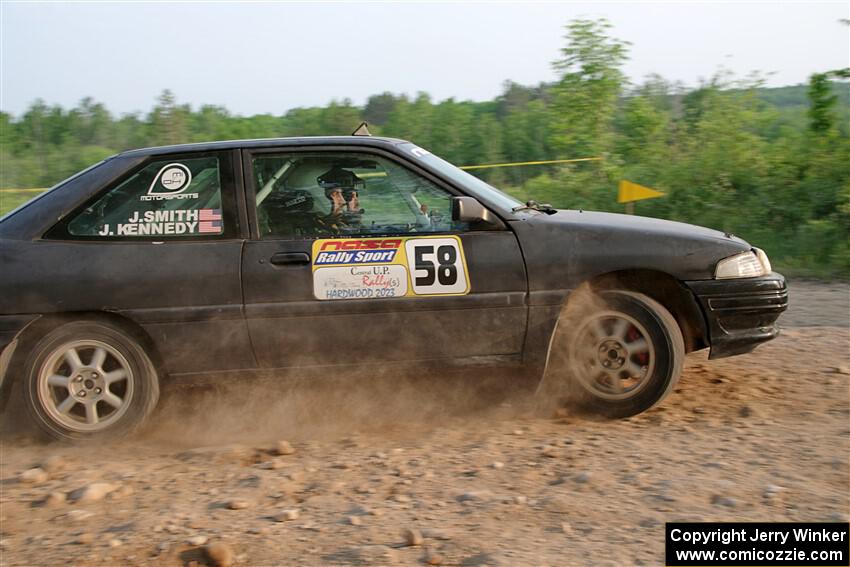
[{"left": 0, "top": 280, "right": 847, "bottom": 567}]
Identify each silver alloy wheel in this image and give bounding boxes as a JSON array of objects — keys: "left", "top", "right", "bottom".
[
  {"left": 572, "top": 311, "right": 656, "bottom": 401},
  {"left": 36, "top": 339, "right": 134, "bottom": 432}
]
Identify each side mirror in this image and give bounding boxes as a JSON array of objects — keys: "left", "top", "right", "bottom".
[{"left": 451, "top": 196, "right": 501, "bottom": 227}]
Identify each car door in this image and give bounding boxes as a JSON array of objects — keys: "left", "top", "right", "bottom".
[
  {"left": 35, "top": 149, "right": 255, "bottom": 374},
  {"left": 240, "top": 145, "right": 528, "bottom": 368}
]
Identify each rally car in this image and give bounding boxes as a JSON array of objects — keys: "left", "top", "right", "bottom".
[{"left": 0, "top": 135, "right": 788, "bottom": 440}]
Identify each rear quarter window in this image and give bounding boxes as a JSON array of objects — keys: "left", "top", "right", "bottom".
[{"left": 49, "top": 152, "right": 238, "bottom": 241}]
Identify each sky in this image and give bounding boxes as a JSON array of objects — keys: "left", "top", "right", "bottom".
[{"left": 1, "top": 1, "right": 848, "bottom": 117}]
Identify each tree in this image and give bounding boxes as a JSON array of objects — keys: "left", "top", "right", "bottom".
[
  {"left": 549, "top": 18, "right": 629, "bottom": 158},
  {"left": 148, "top": 90, "right": 188, "bottom": 146},
  {"left": 807, "top": 69, "right": 850, "bottom": 135},
  {"left": 808, "top": 72, "right": 838, "bottom": 134},
  {"left": 363, "top": 92, "right": 398, "bottom": 126}
]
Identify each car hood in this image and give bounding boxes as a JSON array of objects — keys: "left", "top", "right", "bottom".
[
  {"left": 510, "top": 209, "right": 753, "bottom": 291},
  {"left": 546, "top": 209, "right": 748, "bottom": 245}
]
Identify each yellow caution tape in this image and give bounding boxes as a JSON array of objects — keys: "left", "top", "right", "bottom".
[{"left": 459, "top": 157, "right": 602, "bottom": 171}]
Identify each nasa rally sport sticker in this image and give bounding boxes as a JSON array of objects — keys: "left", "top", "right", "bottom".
[
  {"left": 311, "top": 236, "right": 470, "bottom": 300},
  {"left": 141, "top": 163, "right": 198, "bottom": 202}
]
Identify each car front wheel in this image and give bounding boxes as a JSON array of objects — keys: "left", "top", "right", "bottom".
[
  {"left": 544, "top": 289, "right": 684, "bottom": 418},
  {"left": 23, "top": 320, "right": 160, "bottom": 441}
]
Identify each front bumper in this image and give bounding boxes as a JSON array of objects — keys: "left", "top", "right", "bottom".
[{"left": 685, "top": 273, "right": 788, "bottom": 359}]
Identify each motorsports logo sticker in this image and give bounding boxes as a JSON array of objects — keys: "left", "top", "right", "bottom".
[
  {"left": 311, "top": 236, "right": 470, "bottom": 300},
  {"left": 141, "top": 163, "right": 198, "bottom": 201}
]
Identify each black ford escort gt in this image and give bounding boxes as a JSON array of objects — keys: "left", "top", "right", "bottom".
[{"left": 0, "top": 136, "right": 788, "bottom": 440}]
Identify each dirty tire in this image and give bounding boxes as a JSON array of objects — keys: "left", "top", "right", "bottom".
[
  {"left": 22, "top": 320, "right": 159, "bottom": 441},
  {"left": 542, "top": 289, "right": 684, "bottom": 418}
]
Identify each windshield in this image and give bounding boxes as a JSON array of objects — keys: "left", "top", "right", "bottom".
[{"left": 398, "top": 143, "right": 522, "bottom": 212}]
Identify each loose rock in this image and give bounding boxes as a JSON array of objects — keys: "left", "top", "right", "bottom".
[
  {"left": 262, "top": 458, "right": 286, "bottom": 470},
  {"left": 41, "top": 456, "right": 66, "bottom": 474},
  {"left": 275, "top": 440, "right": 296, "bottom": 456},
  {"left": 353, "top": 545, "right": 397, "bottom": 564},
  {"left": 274, "top": 509, "right": 300, "bottom": 522},
  {"left": 187, "top": 535, "right": 208, "bottom": 546},
  {"left": 111, "top": 485, "right": 134, "bottom": 499},
  {"left": 75, "top": 532, "right": 95, "bottom": 545},
  {"left": 421, "top": 528, "right": 453, "bottom": 540},
  {"left": 574, "top": 472, "right": 591, "bottom": 484},
  {"left": 711, "top": 494, "right": 737, "bottom": 508},
  {"left": 541, "top": 446, "right": 559, "bottom": 458},
  {"left": 544, "top": 495, "right": 571, "bottom": 513},
  {"left": 227, "top": 499, "right": 250, "bottom": 510},
  {"left": 456, "top": 490, "right": 492, "bottom": 503},
  {"left": 403, "top": 528, "right": 424, "bottom": 546},
  {"left": 19, "top": 468, "right": 48, "bottom": 485},
  {"left": 43, "top": 491, "right": 66, "bottom": 507},
  {"left": 738, "top": 405, "right": 755, "bottom": 418},
  {"left": 69, "top": 483, "right": 116, "bottom": 503},
  {"left": 763, "top": 484, "right": 785, "bottom": 501},
  {"left": 206, "top": 541, "right": 235, "bottom": 567},
  {"left": 65, "top": 509, "right": 94, "bottom": 521}
]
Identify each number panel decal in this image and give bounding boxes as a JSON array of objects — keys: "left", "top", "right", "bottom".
[
  {"left": 311, "top": 235, "right": 470, "bottom": 300},
  {"left": 405, "top": 237, "right": 469, "bottom": 295}
]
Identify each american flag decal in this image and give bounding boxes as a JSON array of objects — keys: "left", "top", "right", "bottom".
[
  {"left": 198, "top": 208, "right": 223, "bottom": 233},
  {"left": 199, "top": 208, "right": 222, "bottom": 221}
]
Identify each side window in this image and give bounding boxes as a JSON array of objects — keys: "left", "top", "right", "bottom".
[
  {"left": 252, "top": 152, "right": 468, "bottom": 238},
  {"left": 66, "top": 155, "right": 228, "bottom": 239}
]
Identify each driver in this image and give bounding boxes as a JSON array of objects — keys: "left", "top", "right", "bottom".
[{"left": 316, "top": 166, "right": 365, "bottom": 233}]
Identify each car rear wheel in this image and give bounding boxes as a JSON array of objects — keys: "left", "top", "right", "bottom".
[
  {"left": 543, "top": 289, "right": 684, "bottom": 418},
  {"left": 23, "top": 320, "right": 159, "bottom": 441}
]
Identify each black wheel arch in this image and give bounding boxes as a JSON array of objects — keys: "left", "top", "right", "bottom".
[
  {"left": 584, "top": 269, "right": 708, "bottom": 354},
  {"left": 0, "top": 311, "right": 165, "bottom": 411}
]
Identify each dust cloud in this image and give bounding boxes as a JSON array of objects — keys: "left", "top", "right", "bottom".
[{"left": 142, "top": 366, "right": 534, "bottom": 449}]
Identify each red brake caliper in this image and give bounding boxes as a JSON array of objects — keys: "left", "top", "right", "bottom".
[{"left": 627, "top": 326, "right": 650, "bottom": 367}]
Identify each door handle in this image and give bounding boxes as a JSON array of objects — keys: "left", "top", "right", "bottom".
[{"left": 269, "top": 252, "right": 311, "bottom": 266}]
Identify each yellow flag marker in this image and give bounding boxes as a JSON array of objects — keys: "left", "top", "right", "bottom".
[{"left": 618, "top": 180, "right": 665, "bottom": 203}]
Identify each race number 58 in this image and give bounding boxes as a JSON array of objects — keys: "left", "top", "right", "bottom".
[{"left": 405, "top": 237, "right": 469, "bottom": 295}]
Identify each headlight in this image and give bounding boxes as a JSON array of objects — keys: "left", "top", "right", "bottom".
[
  {"left": 715, "top": 249, "right": 770, "bottom": 279},
  {"left": 753, "top": 247, "right": 772, "bottom": 273}
]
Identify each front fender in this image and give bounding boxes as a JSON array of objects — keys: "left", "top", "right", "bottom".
[{"left": 511, "top": 210, "right": 751, "bottom": 302}]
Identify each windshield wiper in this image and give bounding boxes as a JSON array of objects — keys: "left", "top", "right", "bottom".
[{"left": 512, "top": 199, "right": 557, "bottom": 215}]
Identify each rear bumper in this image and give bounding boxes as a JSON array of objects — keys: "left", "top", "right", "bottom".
[
  {"left": 685, "top": 273, "right": 788, "bottom": 359},
  {"left": 0, "top": 314, "right": 41, "bottom": 402}
]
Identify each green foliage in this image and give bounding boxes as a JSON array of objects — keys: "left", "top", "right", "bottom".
[
  {"left": 2, "top": 18, "right": 850, "bottom": 275},
  {"left": 808, "top": 73, "right": 839, "bottom": 134},
  {"left": 549, "top": 18, "right": 629, "bottom": 159}
]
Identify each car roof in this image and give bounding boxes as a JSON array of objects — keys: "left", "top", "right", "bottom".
[{"left": 116, "top": 136, "right": 410, "bottom": 158}]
